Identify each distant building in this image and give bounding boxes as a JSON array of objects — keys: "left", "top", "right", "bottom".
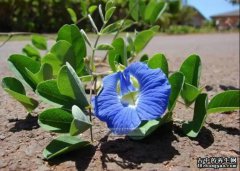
[
  {"left": 186, "top": 6, "right": 206, "bottom": 28},
  {"left": 211, "top": 10, "right": 240, "bottom": 30}
]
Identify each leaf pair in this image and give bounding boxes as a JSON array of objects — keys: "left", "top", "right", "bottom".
[
  {"left": 182, "top": 90, "right": 240, "bottom": 138},
  {"left": 2, "top": 77, "right": 38, "bottom": 112},
  {"left": 180, "top": 54, "right": 203, "bottom": 106},
  {"left": 67, "top": 4, "right": 97, "bottom": 24},
  {"left": 23, "top": 34, "right": 47, "bottom": 60},
  {"left": 37, "top": 63, "right": 89, "bottom": 110},
  {"left": 42, "top": 24, "right": 86, "bottom": 76},
  {"left": 38, "top": 105, "right": 91, "bottom": 135},
  {"left": 129, "top": 0, "right": 167, "bottom": 24},
  {"left": 39, "top": 105, "right": 92, "bottom": 160}
]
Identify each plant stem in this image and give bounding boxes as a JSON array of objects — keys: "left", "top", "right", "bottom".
[
  {"left": 101, "top": 1, "right": 139, "bottom": 62},
  {"left": 76, "top": 16, "right": 87, "bottom": 24},
  {"left": 88, "top": 22, "right": 106, "bottom": 142}
]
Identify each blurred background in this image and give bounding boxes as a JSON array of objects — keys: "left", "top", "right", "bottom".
[{"left": 0, "top": 0, "right": 239, "bottom": 34}]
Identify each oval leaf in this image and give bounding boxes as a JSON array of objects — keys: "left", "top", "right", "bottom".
[
  {"left": 38, "top": 108, "right": 73, "bottom": 133},
  {"left": 37, "top": 79, "right": 75, "bottom": 108},
  {"left": 168, "top": 72, "right": 185, "bottom": 111},
  {"left": 180, "top": 54, "right": 201, "bottom": 87},
  {"left": 181, "top": 83, "right": 203, "bottom": 106},
  {"left": 134, "top": 30, "right": 155, "bottom": 53},
  {"left": 2, "top": 77, "right": 38, "bottom": 112},
  {"left": 105, "top": 0, "right": 114, "bottom": 11},
  {"left": 102, "top": 21, "right": 121, "bottom": 34},
  {"left": 43, "top": 135, "right": 90, "bottom": 160},
  {"left": 144, "top": 0, "right": 165, "bottom": 24},
  {"left": 207, "top": 90, "right": 240, "bottom": 114},
  {"left": 67, "top": 8, "right": 77, "bottom": 24},
  {"left": 105, "top": 7, "right": 116, "bottom": 22},
  {"left": 128, "top": 112, "right": 172, "bottom": 140},
  {"left": 70, "top": 105, "right": 92, "bottom": 136},
  {"left": 182, "top": 93, "right": 208, "bottom": 138},
  {"left": 108, "top": 38, "right": 127, "bottom": 72},
  {"left": 96, "top": 44, "right": 114, "bottom": 51},
  {"left": 140, "top": 54, "right": 149, "bottom": 62},
  {"left": 26, "top": 63, "right": 53, "bottom": 85},
  {"left": 8, "top": 54, "right": 41, "bottom": 90},
  {"left": 57, "top": 24, "right": 86, "bottom": 74},
  {"left": 129, "top": 0, "right": 140, "bottom": 21},
  {"left": 22, "top": 44, "right": 40, "bottom": 60},
  {"left": 57, "top": 63, "right": 89, "bottom": 110},
  {"left": 88, "top": 5, "right": 97, "bottom": 14},
  {"left": 148, "top": 53, "right": 168, "bottom": 77},
  {"left": 32, "top": 34, "right": 47, "bottom": 50}
]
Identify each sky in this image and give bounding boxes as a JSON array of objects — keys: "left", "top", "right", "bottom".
[{"left": 187, "top": 0, "right": 240, "bottom": 19}]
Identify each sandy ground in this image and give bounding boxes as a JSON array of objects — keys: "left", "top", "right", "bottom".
[{"left": 0, "top": 33, "right": 239, "bottom": 171}]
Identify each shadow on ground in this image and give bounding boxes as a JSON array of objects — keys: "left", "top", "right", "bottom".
[
  {"left": 100, "top": 123, "right": 180, "bottom": 170},
  {"left": 48, "top": 145, "right": 96, "bottom": 171},
  {"left": 9, "top": 114, "right": 39, "bottom": 132},
  {"left": 208, "top": 123, "right": 240, "bottom": 136},
  {"left": 173, "top": 123, "right": 214, "bottom": 149}
]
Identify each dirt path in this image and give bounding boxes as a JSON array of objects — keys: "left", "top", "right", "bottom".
[{"left": 0, "top": 33, "right": 239, "bottom": 171}]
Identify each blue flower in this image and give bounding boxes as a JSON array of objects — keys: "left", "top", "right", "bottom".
[{"left": 93, "top": 62, "right": 171, "bottom": 135}]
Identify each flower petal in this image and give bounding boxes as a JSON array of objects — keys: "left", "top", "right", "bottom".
[
  {"left": 126, "top": 62, "right": 171, "bottom": 120},
  {"left": 119, "top": 72, "right": 135, "bottom": 96},
  {"left": 108, "top": 107, "right": 141, "bottom": 134},
  {"left": 94, "top": 73, "right": 124, "bottom": 122}
]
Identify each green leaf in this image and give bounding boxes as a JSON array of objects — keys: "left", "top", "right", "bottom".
[
  {"left": 149, "top": 25, "right": 160, "bottom": 32},
  {"left": 140, "top": 54, "right": 148, "bottom": 62},
  {"left": 57, "top": 63, "right": 89, "bottom": 110},
  {"left": 31, "top": 34, "right": 47, "bottom": 50},
  {"left": 128, "top": 112, "right": 172, "bottom": 140},
  {"left": 168, "top": 0, "right": 181, "bottom": 14},
  {"left": 144, "top": 0, "right": 166, "bottom": 24},
  {"left": 102, "top": 20, "right": 134, "bottom": 34},
  {"left": 25, "top": 63, "right": 53, "bottom": 85},
  {"left": 80, "top": 29, "right": 92, "bottom": 47},
  {"left": 67, "top": 8, "right": 77, "bottom": 24},
  {"left": 98, "top": 4, "right": 105, "bottom": 23},
  {"left": 182, "top": 94, "right": 208, "bottom": 138},
  {"left": 102, "top": 21, "right": 121, "bottom": 34},
  {"left": 168, "top": 72, "right": 185, "bottom": 111},
  {"left": 134, "top": 30, "right": 155, "bottom": 53},
  {"left": 57, "top": 24, "right": 86, "bottom": 74},
  {"left": 88, "top": 5, "right": 97, "bottom": 14},
  {"left": 126, "top": 33, "right": 135, "bottom": 54},
  {"left": 22, "top": 44, "right": 40, "bottom": 60},
  {"left": 120, "top": 19, "right": 135, "bottom": 32},
  {"left": 70, "top": 105, "right": 92, "bottom": 136},
  {"left": 2, "top": 77, "right": 38, "bottom": 112},
  {"left": 38, "top": 108, "right": 73, "bottom": 133},
  {"left": 105, "top": 7, "right": 116, "bottom": 22},
  {"left": 128, "top": 120, "right": 160, "bottom": 140},
  {"left": 8, "top": 54, "right": 40, "bottom": 90},
  {"left": 148, "top": 53, "right": 168, "bottom": 77},
  {"left": 37, "top": 80, "right": 75, "bottom": 108},
  {"left": 181, "top": 83, "right": 203, "bottom": 106},
  {"left": 105, "top": 0, "right": 114, "bottom": 11},
  {"left": 108, "top": 38, "right": 127, "bottom": 72},
  {"left": 41, "top": 41, "right": 72, "bottom": 76},
  {"left": 96, "top": 44, "right": 114, "bottom": 50},
  {"left": 129, "top": 0, "right": 139, "bottom": 21},
  {"left": 79, "top": 75, "right": 93, "bottom": 83},
  {"left": 207, "top": 90, "right": 240, "bottom": 114},
  {"left": 43, "top": 135, "right": 90, "bottom": 160},
  {"left": 180, "top": 54, "right": 201, "bottom": 87},
  {"left": 80, "top": 1, "right": 87, "bottom": 16}
]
